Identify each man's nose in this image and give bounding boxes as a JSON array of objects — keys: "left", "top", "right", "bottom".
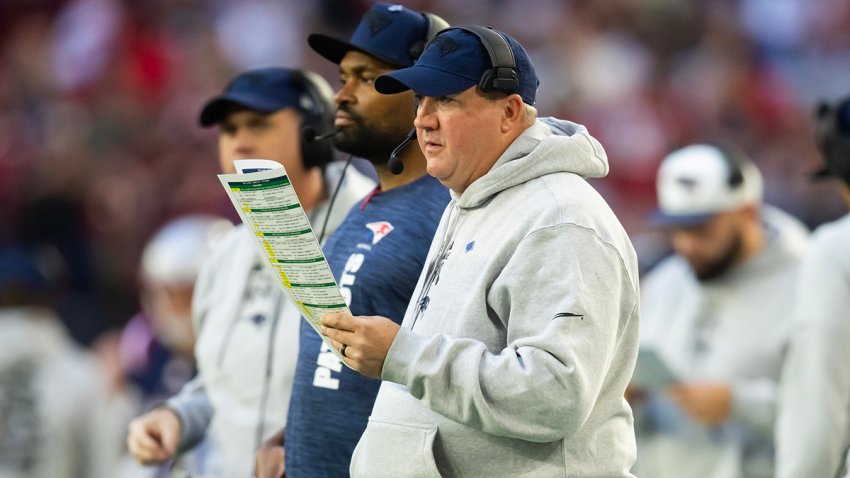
[{"left": 414, "top": 97, "right": 437, "bottom": 130}]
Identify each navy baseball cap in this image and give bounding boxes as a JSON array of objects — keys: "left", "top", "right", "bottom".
[
  {"left": 199, "top": 67, "right": 310, "bottom": 127},
  {"left": 308, "top": 3, "right": 441, "bottom": 69},
  {"left": 374, "top": 27, "right": 539, "bottom": 106}
]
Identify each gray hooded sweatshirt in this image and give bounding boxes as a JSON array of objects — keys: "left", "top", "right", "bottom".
[{"left": 350, "top": 118, "right": 640, "bottom": 477}]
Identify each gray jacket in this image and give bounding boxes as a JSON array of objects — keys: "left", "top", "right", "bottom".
[{"left": 351, "top": 118, "right": 640, "bottom": 477}]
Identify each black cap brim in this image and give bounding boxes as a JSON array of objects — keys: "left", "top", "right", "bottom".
[
  {"left": 308, "top": 33, "right": 405, "bottom": 69},
  {"left": 198, "top": 94, "right": 280, "bottom": 127},
  {"left": 375, "top": 66, "right": 477, "bottom": 97}
]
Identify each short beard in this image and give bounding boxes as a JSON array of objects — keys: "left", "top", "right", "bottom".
[
  {"left": 693, "top": 231, "right": 743, "bottom": 282},
  {"left": 333, "top": 110, "right": 409, "bottom": 163}
]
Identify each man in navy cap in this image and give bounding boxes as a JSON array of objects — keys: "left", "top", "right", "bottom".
[
  {"left": 126, "top": 67, "right": 373, "bottom": 477},
  {"left": 254, "top": 4, "right": 450, "bottom": 478},
  {"left": 320, "top": 26, "right": 641, "bottom": 476}
]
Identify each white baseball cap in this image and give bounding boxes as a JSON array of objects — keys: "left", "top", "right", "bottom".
[{"left": 653, "top": 143, "right": 763, "bottom": 226}]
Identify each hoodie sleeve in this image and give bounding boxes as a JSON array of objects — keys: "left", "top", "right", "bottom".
[
  {"left": 164, "top": 375, "right": 213, "bottom": 451},
  {"left": 162, "top": 247, "right": 218, "bottom": 452},
  {"left": 384, "top": 223, "right": 638, "bottom": 442}
]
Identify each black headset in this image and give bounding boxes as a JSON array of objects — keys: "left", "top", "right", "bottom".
[
  {"left": 387, "top": 12, "right": 451, "bottom": 175},
  {"left": 290, "top": 69, "right": 337, "bottom": 170},
  {"left": 703, "top": 141, "right": 748, "bottom": 188},
  {"left": 389, "top": 24, "right": 520, "bottom": 175},
  {"left": 432, "top": 25, "right": 519, "bottom": 94},
  {"left": 815, "top": 96, "right": 850, "bottom": 186},
  {"left": 408, "top": 12, "right": 451, "bottom": 60}
]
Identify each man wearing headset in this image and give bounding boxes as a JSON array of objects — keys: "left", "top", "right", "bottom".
[
  {"left": 776, "top": 96, "right": 850, "bottom": 478},
  {"left": 254, "top": 4, "right": 451, "bottom": 477},
  {"left": 630, "top": 144, "right": 809, "bottom": 478},
  {"left": 320, "top": 26, "right": 641, "bottom": 476},
  {"left": 125, "top": 67, "right": 374, "bottom": 477}
]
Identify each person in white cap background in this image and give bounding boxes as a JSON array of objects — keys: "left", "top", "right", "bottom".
[
  {"left": 125, "top": 67, "right": 373, "bottom": 477},
  {"left": 630, "top": 143, "right": 810, "bottom": 478},
  {"left": 320, "top": 25, "right": 640, "bottom": 477},
  {"left": 106, "top": 214, "right": 231, "bottom": 477},
  {"left": 776, "top": 96, "right": 850, "bottom": 478}
]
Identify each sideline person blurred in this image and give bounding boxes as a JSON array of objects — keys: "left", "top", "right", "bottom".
[
  {"left": 0, "top": 245, "right": 112, "bottom": 478},
  {"left": 632, "top": 143, "right": 809, "bottom": 478},
  {"left": 126, "top": 67, "right": 373, "bottom": 477},
  {"left": 776, "top": 96, "right": 850, "bottom": 478}
]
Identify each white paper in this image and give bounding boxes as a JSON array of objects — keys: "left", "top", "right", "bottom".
[{"left": 218, "top": 159, "right": 348, "bottom": 361}]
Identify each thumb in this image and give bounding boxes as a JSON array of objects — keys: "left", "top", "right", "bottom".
[{"left": 156, "top": 410, "right": 181, "bottom": 454}]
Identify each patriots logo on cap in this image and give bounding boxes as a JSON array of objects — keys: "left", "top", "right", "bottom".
[
  {"left": 429, "top": 35, "right": 459, "bottom": 56},
  {"left": 299, "top": 93, "right": 315, "bottom": 111},
  {"left": 364, "top": 10, "right": 391, "bottom": 37},
  {"left": 226, "top": 71, "right": 263, "bottom": 89},
  {"left": 676, "top": 176, "right": 699, "bottom": 192},
  {"left": 388, "top": 5, "right": 404, "bottom": 11},
  {"left": 366, "top": 221, "right": 394, "bottom": 245}
]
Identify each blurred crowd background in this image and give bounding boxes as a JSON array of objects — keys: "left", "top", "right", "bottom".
[
  {"left": 3, "top": 0, "right": 850, "bottom": 343},
  {"left": 1, "top": 0, "right": 849, "bottom": 472}
]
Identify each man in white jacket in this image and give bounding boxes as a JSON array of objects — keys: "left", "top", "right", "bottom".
[
  {"left": 320, "top": 26, "right": 640, "bottom": 477},
  {"left": 776, "top": 96, "right": 850, "bottom": 478},
  {"left": 631, "top": 143, "right": 809, "bottom": 478},
  {"left": 125, "top": 67, "right": 373, "bottom": 477}
]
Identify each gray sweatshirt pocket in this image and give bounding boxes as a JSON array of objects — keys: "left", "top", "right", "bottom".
[{"left": 350, "top": 419, "right": 442, "bottom": 477}]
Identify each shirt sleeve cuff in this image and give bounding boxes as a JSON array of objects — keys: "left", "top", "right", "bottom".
[{"left": 381, "top": 327, "right": 428, "bottom": 386}]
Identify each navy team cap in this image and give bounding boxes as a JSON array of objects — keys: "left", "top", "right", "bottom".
[
  {"left": 308, "top": 3, "right": 436, "bottom": 69},
  {"left": 375, "top": 27, "right": 539, "bottom": 106},
  {"left": 199, "top": 67, "right": 308, "bottom": 127}
]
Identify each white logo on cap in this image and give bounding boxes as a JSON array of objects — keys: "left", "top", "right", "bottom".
[
  {"left": 657, "top": 144, "right": 763, "bottom": 217},
  {"left": 388, "top": 5, "right": 403, "bottom": 11},
  {"left": 299, "top": 94, "right": 315, "bottom": 111}
]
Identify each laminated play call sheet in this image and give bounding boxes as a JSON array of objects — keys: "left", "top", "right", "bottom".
[{"left": 219, "top": 159, "right": 348, "bottom": 359}]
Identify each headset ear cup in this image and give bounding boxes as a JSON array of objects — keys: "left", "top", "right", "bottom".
[
  {"left": 478, "top": 69, "right": 495, "bottom": 93},
  {"left": 477, "top": 68, "right": 518, "bottom": 94},
  {"left": 454, "top": 26, "right": 517, "bottom": 95},
  {"left": 296, "top": 70, "right": 336, "bottom": 170}
]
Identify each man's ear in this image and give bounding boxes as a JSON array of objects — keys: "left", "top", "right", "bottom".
[{"left": 500, "top": 94, "right": 524, "bottom": 133}]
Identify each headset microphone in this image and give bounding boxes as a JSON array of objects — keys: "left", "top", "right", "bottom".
[
  {"left": 388, "top": 128, "right": 417, "bottom": 175},
  {"left": 302, "top": 126, "right": 339, "bottom": 143}
]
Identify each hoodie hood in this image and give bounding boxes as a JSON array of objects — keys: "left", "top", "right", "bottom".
[{"left": 457, "top": 117, "right": 609, "bottom": 209}]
